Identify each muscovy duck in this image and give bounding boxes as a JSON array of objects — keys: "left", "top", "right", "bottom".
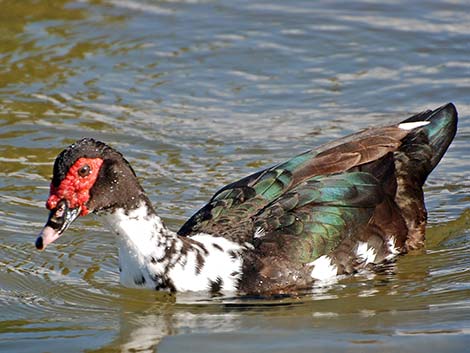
[{"left": 35, "top": 103, "right": 457, "bottom": 295}]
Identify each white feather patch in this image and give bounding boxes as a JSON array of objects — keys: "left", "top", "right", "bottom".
[
  {"left": 385, "top": 237, "right": 400, "bottom": 260},
  {"left": 356, "top": 242, "right": 377, "bottom": 265},
  {"left": 104, "top": 203, "right": 244, "bottom": 292},
  {"left": 398, "top": 121, "right": 430, "bottom": 130},
  {"left": 104, "top": 204, "right": 168, "bottom": 289},
  {"left": 309, "top": 255, "right": 338, "bottom": 281},
  {"left": 254, "top": 227, "right": 265, "bottom": 239},
  {"left": 168, "top": 233, "right": 243, "bottom": 292}
]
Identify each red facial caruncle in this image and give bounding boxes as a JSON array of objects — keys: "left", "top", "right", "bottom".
[{"left": 46, "top": 157, "right": 104, "bottom": 216}]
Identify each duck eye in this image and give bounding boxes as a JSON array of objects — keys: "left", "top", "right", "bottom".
[{"left": 78, "top": 164, "right": 91, "bottom": 177}]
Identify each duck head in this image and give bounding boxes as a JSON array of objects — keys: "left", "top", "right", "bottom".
[{"left": 36, "top": 138, "right": 149, "bottom": 250}]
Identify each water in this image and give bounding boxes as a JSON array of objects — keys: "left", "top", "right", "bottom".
[{"left": 1, "top": 0, "right": 470, "bottom": 352}]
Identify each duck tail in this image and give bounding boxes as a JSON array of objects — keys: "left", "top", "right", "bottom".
[
  {"left": 397, "top": 102, "right": 458, "bottom": 183},
  {"left": 394, "top": 103, "right": 458, "bottom": 250}
]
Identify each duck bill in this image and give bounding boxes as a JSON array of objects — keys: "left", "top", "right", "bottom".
[{"left": 35, "top": 200, "right": 81, "bottom": 250}]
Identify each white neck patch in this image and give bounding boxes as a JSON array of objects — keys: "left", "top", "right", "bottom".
[
  {"left": 103, "top": 203, "right": 175, "bottom": 289},
  {"left": 102, "top": 202, "right": 244, "bottom": 293}
]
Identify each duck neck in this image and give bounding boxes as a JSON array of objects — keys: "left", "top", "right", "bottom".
[
  {"left": 101, "top": 195, "right": 245, "bottom": 293},
  {"left": 102, "top": 197, "right": 179, "bottom": 289}
]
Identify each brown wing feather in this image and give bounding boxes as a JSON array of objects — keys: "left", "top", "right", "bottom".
[
  {"left": 290, "top": 130, "right": 407, "bottom": 185},
  {"left": 178, "top": 125, "right": 411, "bottom": 243}
]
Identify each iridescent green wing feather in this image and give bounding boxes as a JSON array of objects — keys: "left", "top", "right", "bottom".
[
  {"left": 177, "top": 161, "right": 298, "bottom": 240},
  {"left": 252, "top": 172, "right": 384, "bottom": 263},
  {"left": 178, "top": 125, "right": 409, "bottom": 243}
]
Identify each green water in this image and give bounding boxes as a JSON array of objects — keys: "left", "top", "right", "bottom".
[{"left": 1, "top": 1, "right": 469, "bottom": 352}]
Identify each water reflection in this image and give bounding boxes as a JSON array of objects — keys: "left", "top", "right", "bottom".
[
  {"left": 88, "top": 211, "right": 470, "bottom": 352},
  {"left": 110, "top": 308, "right": 242, "bottom": 352}
]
